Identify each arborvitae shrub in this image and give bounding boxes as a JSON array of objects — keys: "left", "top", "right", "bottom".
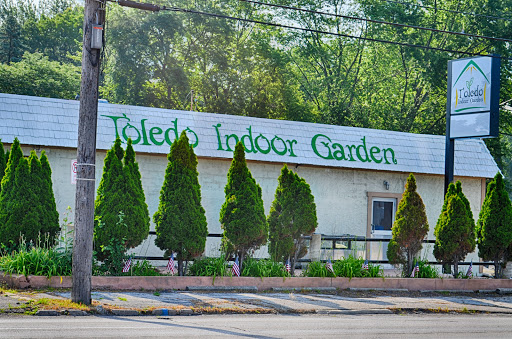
[
  {"left": 39, "top": 151, "right": 60, "bottom": 242},
  {"left": 476, "top": 173, "right": 512, "bottom": 278},
  {"left": 434, "top": 182, "right": 475, "bottom": 277},
  {"left": 0, "top": 139, "right": 6, "bottom": 193},
  {"left": 268, "top": 164, "right": 317, "bottom": 274},
  {"left": 386, "top": 173, "right": 429, "bottom": 276},
  {"left": 122, "top": 139, "right": 150, "bottom": 248},
  {"left": 220, "top": 142, "right": 268, "bottom": 269},
  {"left": 94, "top": 138, "right": 149, "bottom": 261},
  {"left": 0, "top": 140, "right": 59, "bottom": 248},
  {"left": 154, "top": 131, "right": 208, "bottom": 276}
]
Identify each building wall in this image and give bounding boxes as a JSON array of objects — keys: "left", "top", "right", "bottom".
[{"left": 13, "top": 144, "right": 485, "bottom": 260}]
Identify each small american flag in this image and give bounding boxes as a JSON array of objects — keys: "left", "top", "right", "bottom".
[
  {"left": 285, "top": 259, "right": 291, "bottom": 273},
  {"left": 326, "top": 259, "right": 335, "bottom": 275},
  {"left": 122, "top": 257, "right": 132, "bottom": 273},
  {"left": 232, "top": 257, "right": 240, "bottom": 277},
  {"left": 167, "top": 254, "right": 176, "bottom": 274},
  {"left": 362, "top": 260, "right": 369, "bottom": 270},
  {"left": 410, "top": 263, "right": 419, "bottom": 278},
  {"left": 467, "top": 261, "right": 473, "bottom": 278}
]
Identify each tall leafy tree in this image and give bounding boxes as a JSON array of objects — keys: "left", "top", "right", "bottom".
[
  {"left": 0, "top": 4, "right": 24, "bottom": 64},
  {"left": 22, "top": 5, "right": 83, "bottom": 65},
  {"left": 0, "top": 52, "right": 80, "bottom": 98},
  {"left": 154, "top": 131, "right": 208, "bottom": 276},
  {"left": 220, "top": 141, "right": 268, "bottom": 269},
  {"left": 434, "top": 181, "right": 476, "bottom": 277},
  {"left": 94, "top": 138, "right": 148, "bottom": 260},
  {"left": 477, "top": 173, "right": 512, "bottom": 278},
  {"left": 387, "top": 173, "right": 429, "bottom": 276},
  {"left": 268, "top": 165, "right": 317, "bottom": 275}
]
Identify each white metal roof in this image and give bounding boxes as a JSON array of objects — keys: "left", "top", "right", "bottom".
[{"left": 0, "top": 93, "right": 499, "bottom": 178}]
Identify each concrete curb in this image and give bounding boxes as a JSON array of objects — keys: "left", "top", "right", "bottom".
[
  {"left": 4, "top": 272, "right": 512, "bottom": 292},
  {"left": 35, "top": 310, "right": 60, "bottom": 316},
  {"left": 272, "top": 287, "right": 337, "bottom": 293},
  {"left": 316, "top": 309, "right": 393, "bottom": 315},
  {"left": 186, "top": 286, "right": 258, "bottom": 292}
]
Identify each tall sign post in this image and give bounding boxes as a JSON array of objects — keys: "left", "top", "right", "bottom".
[
  {"left": 445, "top": 56, "right": 500, "bottom": 194},
  {"left": 72, "top": 0, "right": 105, "bottom": 305}
]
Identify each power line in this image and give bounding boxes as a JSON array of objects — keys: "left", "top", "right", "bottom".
[
  {"left": 162, "top": 6, "right": 511, "bottom": 60},
  {"left": 381, "top": 0, "right": 512, "bottom": 23},
  {"left": 240, "top": 0, "right": 512, "bottom": 44},
  {"left": 109, "top": 0, "right": 510, "bottom": 60}
]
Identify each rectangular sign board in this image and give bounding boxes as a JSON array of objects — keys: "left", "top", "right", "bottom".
[{"left": 447, "top": 56, "right": 500, "bottom": 139}]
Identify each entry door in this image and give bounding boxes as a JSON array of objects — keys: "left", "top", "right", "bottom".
[{"left": 370, "top": 197, "right": 396, "bottom": 266}]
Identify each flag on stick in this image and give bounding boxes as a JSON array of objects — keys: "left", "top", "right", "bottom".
[
  {"left": 167, "top": 254, "right": 176, "bottom": 274},
  {"left": 122, "top": 257, "right": 132, "bottom": 273},
  {"left": 467, "top": 261, "right": 473, "bottom": 278},
  {"left": 410, "top": 263, "right": 419, "bottom": 278},
  {"left": 362, "top": 260, "right": 369, "bottom": 270},
  {"left": 285, "top": 259, "right": 291, "bottom": 273},
  {"left": 232, "top": 257, "right": 240, "bottom": 277}
]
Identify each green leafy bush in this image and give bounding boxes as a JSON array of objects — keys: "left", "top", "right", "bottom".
[
  {"left": 333, "top": 256, "right": 382, "bottom": 278},
  {"left": 187, "top": 257, "right": 229, "bottom": 277},
  {"left": 129, "top": 260, "right": 163, "bottom": 276},
  {"left": 93, "top": 213, "right": 130, "bottom": 276},
  {"left": 303, "top": 257, "right": 383, "bottom": 278},
  {"left": 0, "top": 236, "right": 72, "bottom": 278},
  {"left": 302, "top": 261, "right": 335, "bottom": 278},
  {"left": 240, "top": 258, "right": 289, "bottom": 278},
  {"left": 415, "top": 260, "right": 440, "bottom": 279}
]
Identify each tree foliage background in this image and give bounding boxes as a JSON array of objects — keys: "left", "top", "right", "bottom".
[{"left": 1, "top": 0, "right": 512, "bottom": 188}]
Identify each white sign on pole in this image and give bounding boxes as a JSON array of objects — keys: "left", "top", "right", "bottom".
[
  {"left": 71, "top": 159, "right": 77, "bottom": 185},
  {"left": 447, "top": 56, "right": 500, "bottom": 139}
]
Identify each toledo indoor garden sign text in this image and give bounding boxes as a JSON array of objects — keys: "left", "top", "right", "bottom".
[{"left": 102, "top": 114, "right": 398, "bottom": 165}]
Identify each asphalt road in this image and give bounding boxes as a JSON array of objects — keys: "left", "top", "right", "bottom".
[{"left": 1, "top": 313, "right": 512, "bottom": 338}]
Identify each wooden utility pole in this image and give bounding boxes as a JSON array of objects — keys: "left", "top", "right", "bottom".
[{"left": 72, "top": 0, "right": 105, "bottom": 305}]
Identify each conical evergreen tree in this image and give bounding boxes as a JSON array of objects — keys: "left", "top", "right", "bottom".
[
  {"left": 122, "top": 139, "right": 150, "bottom": 249},
  {"left": 94, "top": 138, "right": 129, "bottom": 260},
  {"left": 3, "top": 156, "right": 40, "bottom": 246},
  {"left": 0, "top": 138, "right": 24, "bottom": 247},
  {"left": 0, "top": 140, "right": 6, "bottom": 193},
  {"left": 477, "top": 173, "right": 512, "bottom": 278},
  {"left": 268, "top": 165, "right": 317, "bottom": 275},
  {"left": 154, "top": 131, "right": 208, "bottom": 275},
  {"left": 39, "top": 151, "right": 60, "bottom": 242},
  {"left": 387, "top": 173, "right": 429, "bottom": 276},
  {"left": 434, "top": 182, "right": 476, "bottom": 277},
  {"left": 220, "top": 142, "right": 268, "bottom": 270}
]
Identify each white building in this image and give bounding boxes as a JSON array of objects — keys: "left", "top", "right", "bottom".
[{"left": 0, "top": 93, "right": 499, "bottom": 262}]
